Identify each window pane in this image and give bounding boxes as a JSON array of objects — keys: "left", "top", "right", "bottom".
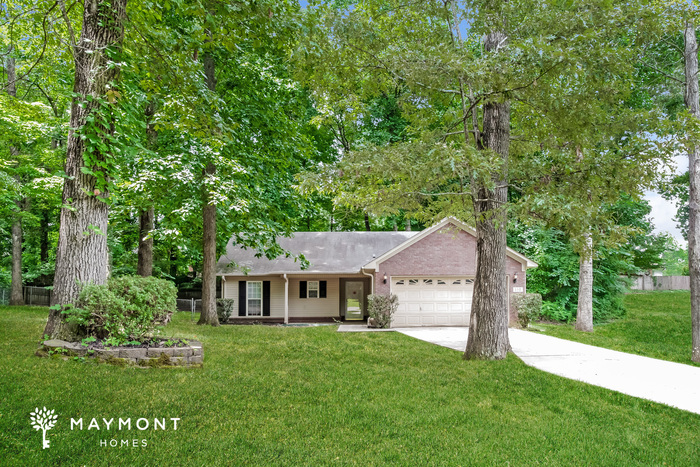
[
  {"left": 248, "top": 282, "right": 262, "bottom": 299},
  {"left": 248, "top": 299, "right": 262, "bottom": 316},
  {"left": 308, "top": 281, "right": 319, "bottom": 298}
]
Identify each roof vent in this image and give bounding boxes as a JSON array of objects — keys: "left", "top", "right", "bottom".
[{"left": 372, "top": 254, "right": 376, "bottom": 258}]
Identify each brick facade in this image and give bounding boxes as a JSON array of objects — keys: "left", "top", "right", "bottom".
[{"left": 374, "top": 227, "right": 527, "bottom": 325}]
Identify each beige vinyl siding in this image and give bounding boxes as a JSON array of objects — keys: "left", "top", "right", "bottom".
[
  {"left": 288, "top": 275, "right": 341, "bottom": 318},
  {"left": 223, "top": 276, "right": 285, "bottom": 318}
]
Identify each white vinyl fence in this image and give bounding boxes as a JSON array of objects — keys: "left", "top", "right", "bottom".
[{"left": 628, "top": 276, "right": 690, "bottom": 291}]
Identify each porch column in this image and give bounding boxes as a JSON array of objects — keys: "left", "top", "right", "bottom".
[{"left": 283, "top": 274, "right": 289, "bottom": 324}]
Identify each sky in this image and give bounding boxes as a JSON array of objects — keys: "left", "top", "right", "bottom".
[{"left": 646, "top": 154, "right": 687, "bottom": 248}]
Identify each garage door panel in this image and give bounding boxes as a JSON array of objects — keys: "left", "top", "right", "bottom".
[{"left": 391, "top": 277, "right": 473, "bottom": 328}]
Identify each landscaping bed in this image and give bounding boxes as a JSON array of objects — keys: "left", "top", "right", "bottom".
[{"left": 37, "top": 338, "right": 203, "bottom": 367}]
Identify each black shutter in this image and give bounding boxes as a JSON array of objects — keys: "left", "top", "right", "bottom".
[
  {"left": 238, "top": 281, "right": 246, "bottom": 316},
  {"left": 299, "top": 281, "right": 307, "bottom": 299},
  {"left": 319, "top": 281, "right": 327, "bottom": 299},
  {"left": 263, "top": 281, "right": 271, "bottom": 316}
]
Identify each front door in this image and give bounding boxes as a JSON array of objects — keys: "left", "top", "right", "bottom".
[{"left": 345, "top": 281, "right": 364, "bottom": 320}]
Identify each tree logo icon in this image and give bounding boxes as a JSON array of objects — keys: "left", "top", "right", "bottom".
[{"left": 30, "top": 407, "right": 58, "bottom": 449}]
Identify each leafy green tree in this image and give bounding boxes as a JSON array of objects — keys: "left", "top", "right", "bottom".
[{"left": 301, "top": 0, "right": 670, "bottom": 358}]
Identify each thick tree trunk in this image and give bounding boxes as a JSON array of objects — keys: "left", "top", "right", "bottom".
[
  {"left": 45, "top": 0, "right": 128, "bottom": 339},
  {"left": 464, "top": 32, "right": 510, "bottom": 360},
  {"left": 575, "top": 233, "right": 594, "bottom": 332},
  {"left": 405, "top": 219, "right": 411, "bottom": 231},
  {"left": 364, "top": 212, "right": 371, "bottom": 231},
  {"left": 684, "top": 22, "right": 700, "bottom": 362},
  {"left": 137, "top": 207, "right": 154, "bottom": 277},
  {"left": 198, "top": 48, "right": 219, "bottom": 326}
]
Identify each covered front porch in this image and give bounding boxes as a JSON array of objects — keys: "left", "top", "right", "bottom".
[{"left": 221, "top": 274, "right": 373, "bottom": 324}]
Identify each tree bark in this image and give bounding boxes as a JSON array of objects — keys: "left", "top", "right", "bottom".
[
  {"left": 6, "top": 51, "right": 24, "bottom": 306},
  {"left": 136, "top": 101, "right": 157, "bottom": 277},
  {"left": 45, "top": 0, "right": 128, "bottom": 339},
  {"left": 10, "top": 203, "right": 24, "bottom": 306},
  {"left": 575, "top": 233, "right": 594, "bottom": 332},
  {"left": 464, "top": 31, "right": 511, "bottom": 360},
  {"left": 364, "top": 212, "right": 371, "bottom": 231},
  {"left": 137, "top": 207, "right": 154, "bottom": 277},
  {"left": 197, "top": 47, "right": 220, "bottom": 326},
  {"left": 40, "top": 209, "right": 50, "bottom": 263},
  {"left": 684, "top": 21, "right": 700, "bottom": 362}
]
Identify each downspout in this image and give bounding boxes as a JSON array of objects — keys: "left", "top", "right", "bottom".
[
  {"left": 283, "top": 274, "right": 289, "bottom": 324},
  {"left": 361, "top": 267, "right": 375, "bottom": 321},
  {"left": 361, "top": 267, "right": 375, "bottom": 295},
  {"left": 221, "top": 276, "right": 226, "bottom": 299}
]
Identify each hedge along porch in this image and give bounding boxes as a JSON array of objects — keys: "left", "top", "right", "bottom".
[{"left": 216, "top": 217, "right": 537, "bottom": 327}]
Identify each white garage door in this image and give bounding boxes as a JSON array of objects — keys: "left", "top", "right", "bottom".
[{"left": 391, "top": 277, "right": 474, "bottom": 327}]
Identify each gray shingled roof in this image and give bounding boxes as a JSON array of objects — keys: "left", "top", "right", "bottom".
[{"left": 217, "top": 231, "right": 420, "bottom": 275}]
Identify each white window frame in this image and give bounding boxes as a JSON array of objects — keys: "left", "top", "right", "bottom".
[
  {"left": 308, "top": 281, "right": 320, "bottom": 299},
  {"left": 247, "top": 281, "right": 263, "bottom": 316}
]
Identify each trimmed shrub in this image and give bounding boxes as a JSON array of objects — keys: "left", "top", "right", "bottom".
[
  {"left": 61, "top": 276, "right": 177, "bottom": 345},
  {"left": 216, "top": 299, "right": 235, "bottom": 323},
  {"left": 512, "top": 293, "right": 542, "bottom": 328},
  {"left": 367, "top": 294, "right": 399, "bottom": 329}
]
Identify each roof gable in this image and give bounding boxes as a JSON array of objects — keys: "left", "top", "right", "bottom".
[{"left": 363, "top": 217, "right": 537, "bottom": 270}]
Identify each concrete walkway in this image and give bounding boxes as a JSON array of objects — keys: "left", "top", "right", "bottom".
[{"left": 388, "top": 326, "right": 700, "bottom": 415}]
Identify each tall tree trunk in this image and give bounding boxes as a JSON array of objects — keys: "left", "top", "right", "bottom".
[
  {"left": 6, "top": 51, "right": 24, "bottom": 306},
  {"left": 10, "top": 202, "right": 24, "bottom": 306},
  {"left": 575, "top": 233, "right": 594, "bottom": 332},
  {"left": 40, "top": 209, "right": 50, "bottom": 263},
  {"left": 405, "top": 219, "right": 411, "bottom": 231},
  {"left": 45, "top": 0, "right": 128, "bottom": 339},
  {"left": 137, "top": 207, "right": 154, "bottom": 277},
  {"left": 198, "top": 46, "right": 220, "bottom": 326},
  {"left": 136, "top": 101, "right": 157, "bottom": 277},
  {"left": 464, "top": 31, "right": 510, "bottom": 360},
  {"left": 364, "top": 212, "right": 371, "bottom": 231},
  {"left": 684, "top": 21, "right": 700, "bottom": 362}
]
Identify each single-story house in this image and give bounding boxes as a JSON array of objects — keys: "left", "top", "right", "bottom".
[{"left": 216, "top": 217, "right": 537, "bottom": 327}]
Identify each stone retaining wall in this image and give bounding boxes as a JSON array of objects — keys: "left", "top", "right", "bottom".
[{"left": 37, "top": 339, "right": 203, "bottom": 368}]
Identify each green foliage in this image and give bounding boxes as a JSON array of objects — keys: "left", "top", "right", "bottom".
[
  {"left": 216, "top": 298, "right": 235, "bottom": 323},
  {"left": 61, "top": 276, "right": 176, "bottom": 345},
  {"left": 661, "top": 241, "right": 689, "bottom": 276},
  {"left": 513, "top": 293, "right": 542, "bottom": 328},
  {"left": 367, "top": 293, "right": 399, "bottom": 328},
  {"left": 541, "top": 301, "right": 574, "bottom": 323}
]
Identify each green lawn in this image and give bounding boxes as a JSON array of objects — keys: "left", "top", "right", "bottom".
[
  {"left": 534, "top": 291, "right": 695, "bottom": 365},
  {"left": 1, "top": 306, "right": 699, "bottom": 465}
]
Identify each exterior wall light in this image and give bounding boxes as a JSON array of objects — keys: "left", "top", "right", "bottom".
[
  {"left": 383, "top": 273, "right": 388, "bottom": 284},
  {"left": 513, "top": 273, "right": 518, "bottom": 283}
]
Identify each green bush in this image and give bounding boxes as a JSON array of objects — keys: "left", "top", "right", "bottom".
[
  {"left": 513, "top": 293, "right": 542, "bottom": 328},
  {"left": 216, "top": 299, "right": 235, "bottom": 323},
  {"left": 61, "top": 276, "right": 177, "bottom": 345},
  {"left": 367, "top": 294, "right": 399, "bottom": 328},
  {"left": 541, "top": 301, "right": 574, "bottom": 323}
]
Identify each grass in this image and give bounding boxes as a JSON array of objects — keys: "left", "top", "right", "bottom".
[
  {"left": 533, "top": 291, "right": 695, "bottom": 365},
  {"left": 1, "top": 305, "right": 700, "bottom": 465}
]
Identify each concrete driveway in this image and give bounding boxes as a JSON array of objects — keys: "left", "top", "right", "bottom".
[{"left": 393, "top": 326, "right": 700, "bottom": 415}]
